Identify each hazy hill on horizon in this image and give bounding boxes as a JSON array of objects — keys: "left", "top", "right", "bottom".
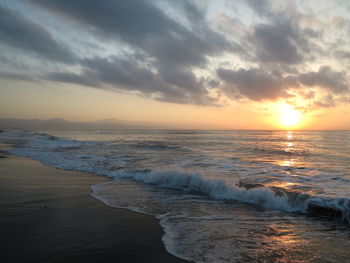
[{"left": 0, "top": 118, "right": 172, "bottom": 131}]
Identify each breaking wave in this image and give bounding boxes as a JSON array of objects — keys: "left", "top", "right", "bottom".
[{"left": 3, "top": 130, "right": 350, "bottom": 223}]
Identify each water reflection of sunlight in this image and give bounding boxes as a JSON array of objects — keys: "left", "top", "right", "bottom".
[
  {"left": 273, "top": 228, "right": 297, "bottom": 245},
  {"left": 279, "top": 159, "right": 296, "bottom": 167},
  {"left": 283, "top": 131, "right": 295, "bottom": 164},
  {"left": 265, "top": 181, "right": 298, "bottom": 188},
  {"left": 286, "top": 142, "right": 294, "bottom": 148},
  {"left": 257, "top": 223, "right": 307, "bottom": 263}
]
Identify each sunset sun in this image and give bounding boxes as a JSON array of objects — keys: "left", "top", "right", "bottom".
[{"left": 279, "top": 104, "right": 301, "bottom": 128}]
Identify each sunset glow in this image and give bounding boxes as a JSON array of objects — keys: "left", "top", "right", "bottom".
[{"left": 0, "top": 0, "right": 349, "bottom": 130}]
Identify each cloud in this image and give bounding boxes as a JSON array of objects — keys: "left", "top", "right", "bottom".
[
  {"left": 298, "top": 66, "right": 349, "bottom": 93},
  {"left": 213, "top": 0, "right": 350, "bottom": 110},
  {"left": 217, "top": 68, "right": 290, "bottom": 101},
  {"left": 1, "top": 0, "right": 349, "bottom": 111},
  {"left": 244, "top": 0, "right": 274, "bottom": 18},
  {"left": 0, "top": 71, "right": 38, "bottom": 82},
  {"left": 239, "top": 0, "right": 322, "bottom": 68},
  {"left": 0, "top": 5, "right": 76, "bottom": 63},
  {"left": 334, "top": 50, "right": 350, "bottom": 60},
  {"left": 26, "top": 0, "right": 234, "bottom": 105},
  {"left": 43, "top": 71, "right": 98, "bottom": 87},
  {"left": 312, "top": 95, "right": 336, "bottom": 108},
  {"left": 44, "top": 55, "right": 216, "bottom": 105},
  {"left": 217, "top": 65, "right": 348, "bottom": 105},
  {"left": 249, "top": 21, "right": 303, "bottom": 65},
  {"left": 27, "top": 0, "right": 232, "bottom": 68}
]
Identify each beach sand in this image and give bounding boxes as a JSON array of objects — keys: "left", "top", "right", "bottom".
[{"left": 0, "top": 140, "right": 187, "bottom": 263}]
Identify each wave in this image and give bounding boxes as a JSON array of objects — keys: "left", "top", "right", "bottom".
[
  {"left": 108, "top": 169, "right": 293, "bottom": 211},
  {"left": 3, "top": 130, "right": 350, "bottom": 223},
  {"left": 252, "top": 147, "right": 309, "bottom": 156},
  {"left": 134, "top": 141, "right": 186, "bottom": 151},
  {"left": 102, "top": 169, "right": 350, "bottom": 223},
  {"left": 238, "top": 181, "right": 350, "bottom": 223}
]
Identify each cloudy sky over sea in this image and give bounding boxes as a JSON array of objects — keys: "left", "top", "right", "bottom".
[{"left": 0, "top": 0, "right": 349, "bottom": 129}]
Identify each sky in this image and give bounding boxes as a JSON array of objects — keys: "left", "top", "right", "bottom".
[{"left": 0, "top": 0, "right": 349, "bottom": 129}]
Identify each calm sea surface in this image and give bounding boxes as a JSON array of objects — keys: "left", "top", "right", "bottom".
[{"left": 3, "top": 130, "right": 350, "bottom": 262}]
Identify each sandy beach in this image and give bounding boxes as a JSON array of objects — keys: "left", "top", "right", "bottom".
[{"left": 0, "top": 140, "right": 187, "bottom": 263}]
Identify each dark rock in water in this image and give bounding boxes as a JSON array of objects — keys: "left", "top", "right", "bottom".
[
  {"left": 109, "top": 166, "right": 124, "bottom": 171},
  {"left": 307, "top": 203, "right": 343, "bottom": 219},
  {"left": 129, "top": 168, "right": 152, "bottom": 174},
  {"left": 40, "top": 133, "right": 57, "bottom": 140},
  {"left": 0, "top": 151, "right": 7, "bottom": 158},
  {"left": 270, "top": 186, "right": 287, "bottom": 197},
  {"left": 45, "top": 135, "right": 56, "bottom": 140},
  {"left": 237, "top": 181, "right": 264, "bottom": 190},
  {"left": 272, "top": 187, "right": 310, "bottom": 201}
]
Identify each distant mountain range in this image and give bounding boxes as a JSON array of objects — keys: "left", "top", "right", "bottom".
[{"left": 0, "top": 118, "right": 172, "bottom": 131}]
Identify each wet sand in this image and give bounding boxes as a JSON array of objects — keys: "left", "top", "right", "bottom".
[{"left": 0, "top": 140, "right": 187, "bottom": 263}]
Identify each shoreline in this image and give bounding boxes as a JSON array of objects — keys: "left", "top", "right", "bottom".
[{"left": 0, "top": 139, "right": 188, "bottom": 263}]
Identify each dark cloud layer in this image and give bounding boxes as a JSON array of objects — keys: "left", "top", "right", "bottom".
[
  {"left": 0, "top": 71, "right": 38, "bottom": 82},
  {"left": 27, "top": 0, "right": 231, "bottom": 68},
  {"left": 250, "top": 22, "right": 303, "bottom": 65},
  {"left": 215, "top": 0, "right": 349, "bottom": 108},
  {"left": 242, "top": 0, "right": 320, "bottom": 68},
  {"left": 24, "top": 0, "right": 232, "bottom": 104},
  {"left": 299, "top": 66, "right": 349, "bottom": 93},
  {"left": 217, "top": 68, "right": 290, "bottom": 101},
  {"left": 0, "top": 0, "right": 349, "bottom": 109},
  {"left": 0, "top": 5, "right": 75, "bottom": 63},
  {"left": 217, "top": 65, "right": 348, "bottom": 106},
  {"left": 44, "top": 71, "right": 98, "bottom": 88},
  {"left": 45, "top": 56, "right": 214, "bottom": 105}
]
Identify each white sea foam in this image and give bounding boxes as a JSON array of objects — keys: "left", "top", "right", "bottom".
[{"left": 108, "top": 170, "right": 294, "bottom": 212}]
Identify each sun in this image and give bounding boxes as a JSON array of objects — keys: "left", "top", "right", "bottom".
[{"left": 279, "top": 104, "right": 301, "bottom": 128}]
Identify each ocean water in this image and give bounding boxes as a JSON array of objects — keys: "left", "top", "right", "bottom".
[{"left": 2, "top": 129, "right": 350, "bottom": 262}]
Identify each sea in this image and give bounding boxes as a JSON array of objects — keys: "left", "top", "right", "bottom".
[{"left": 2, "top": 129, "right": 350, "bottom": 262}]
